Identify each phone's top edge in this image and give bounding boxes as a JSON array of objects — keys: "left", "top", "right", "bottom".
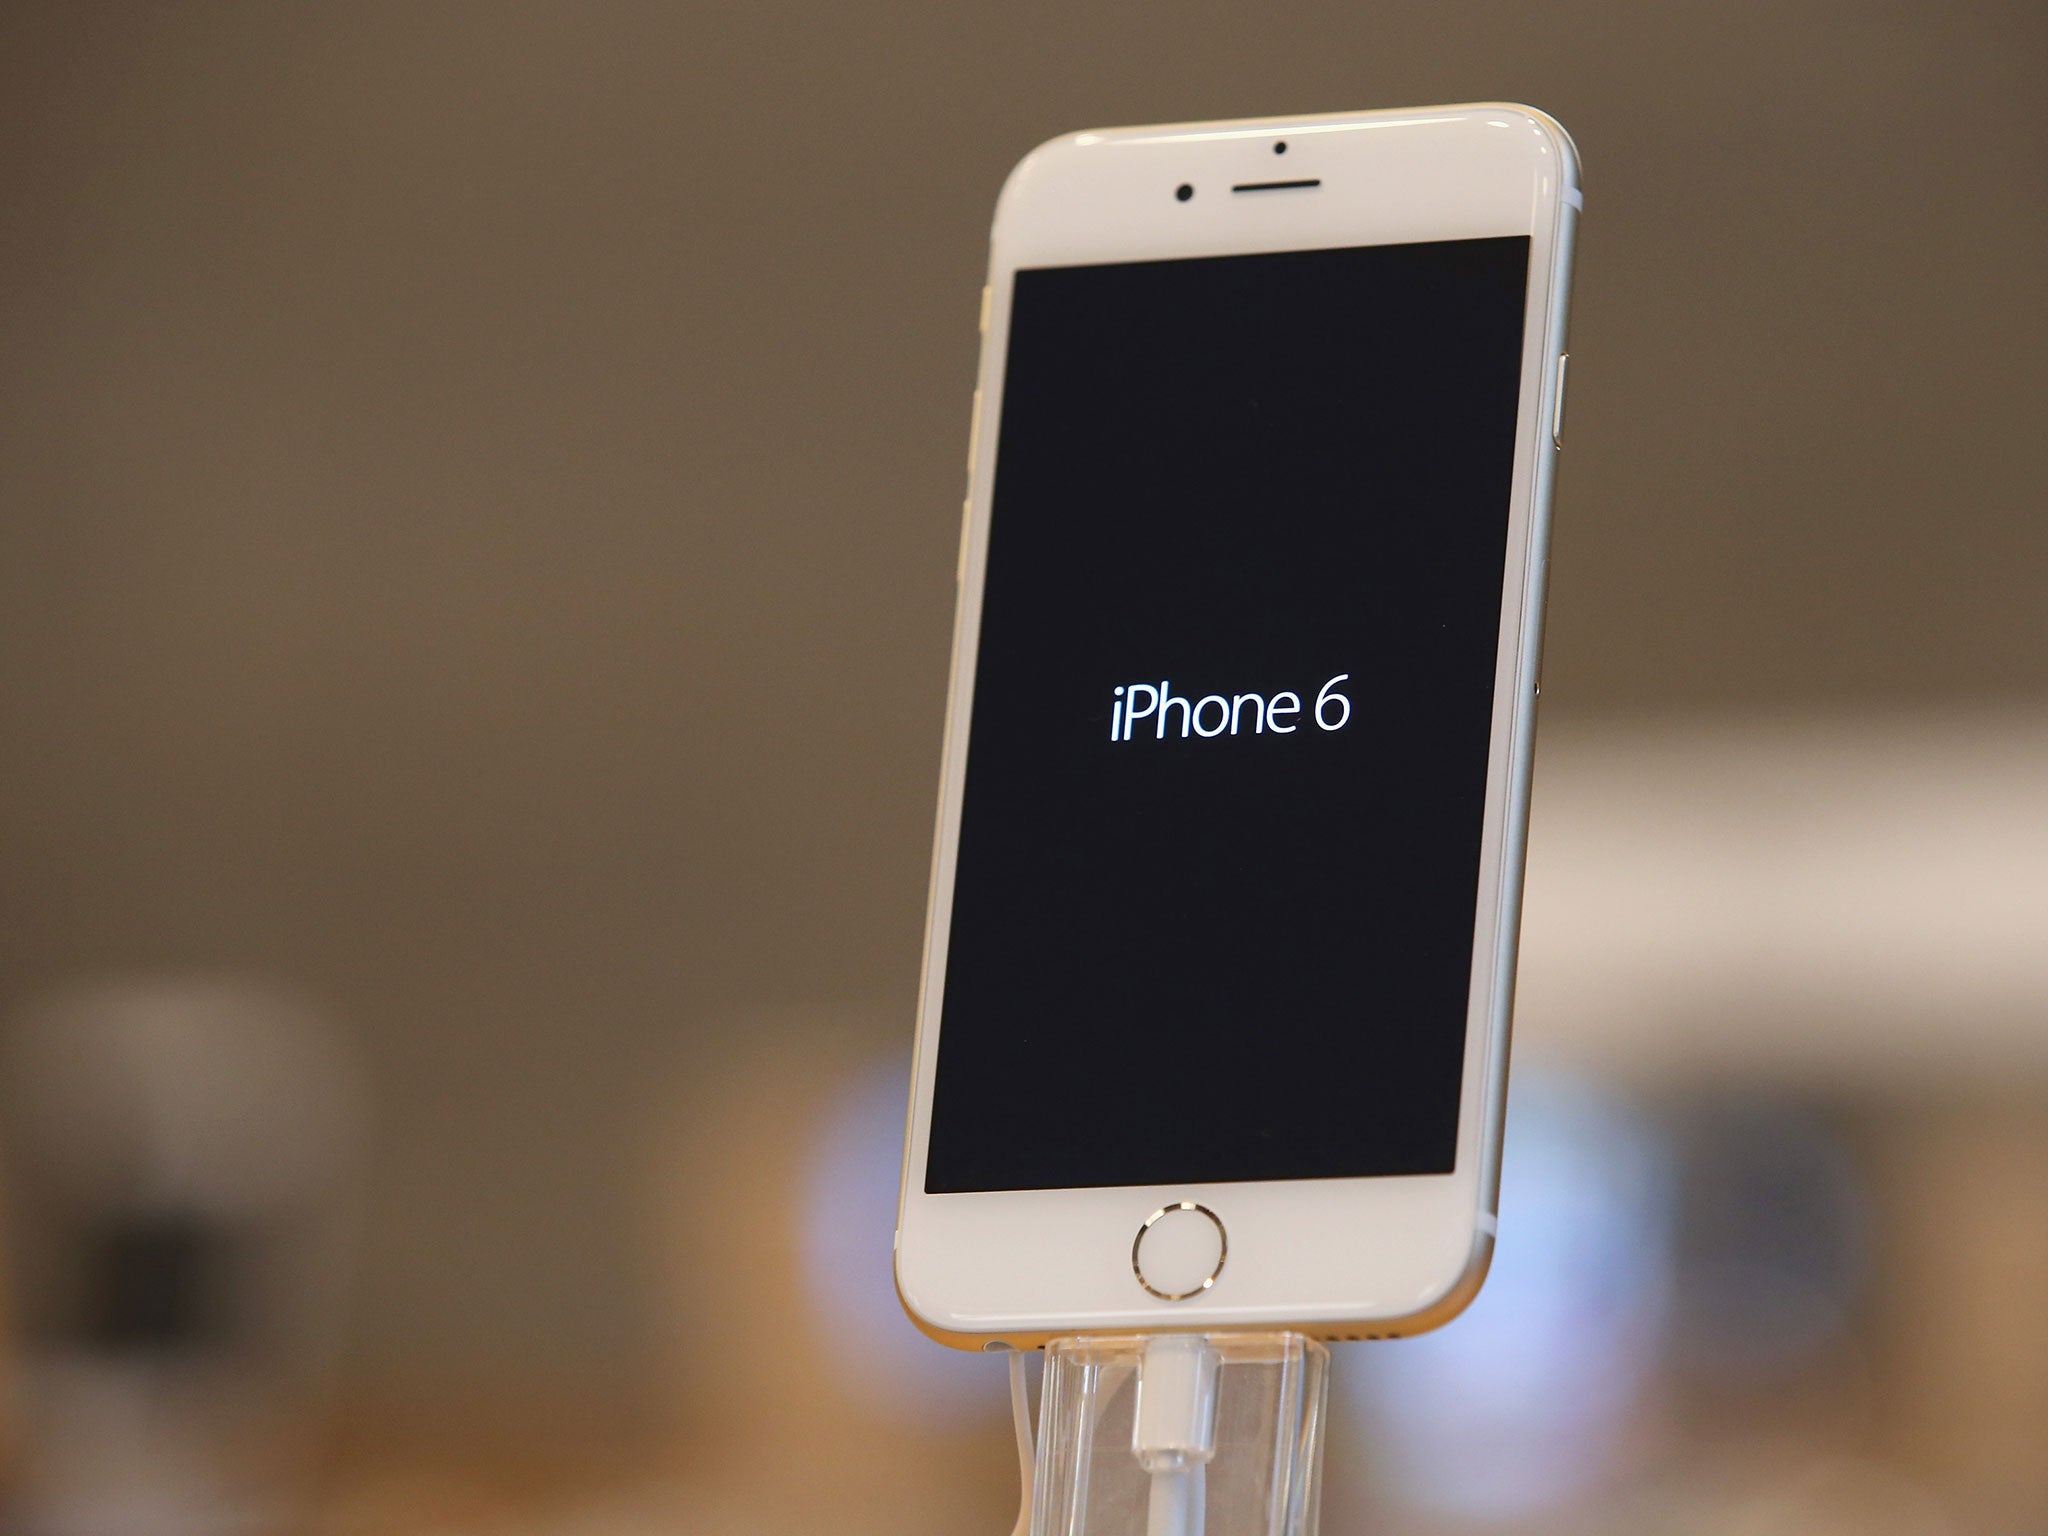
[
  {"left": 1060, "top": 102, "right": 1565, "bottom": 145},
  {"left": 993, "top": 104, "right": 1581, "bottom": 234}
]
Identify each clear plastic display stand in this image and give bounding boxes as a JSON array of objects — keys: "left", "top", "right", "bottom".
[{"left": 1030, "top": 1331, "right": 1328, "bottom": 1536}]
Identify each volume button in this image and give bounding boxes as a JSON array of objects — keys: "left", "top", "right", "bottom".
[
  {"left": 956, "top": 499, "right": 972, "bottom": 584},
  {"left": 978, "top": 285, "right": 991, "bottom": 333}
]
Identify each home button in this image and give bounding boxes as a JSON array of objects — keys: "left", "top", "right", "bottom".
[{"left": 1132, "top": 1203, "right": 1227, "bottom": 1301}]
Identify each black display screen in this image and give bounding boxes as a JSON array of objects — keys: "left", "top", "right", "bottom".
[{"left": 925, "top": 236, "right": 1531, "bottom": 1194}]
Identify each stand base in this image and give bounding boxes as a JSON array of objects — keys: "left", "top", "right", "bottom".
[{"left": 1032, "top": 1332, "right": 1328, "bottom": 1536}]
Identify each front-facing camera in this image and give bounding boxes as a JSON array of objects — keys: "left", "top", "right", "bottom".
[{"left": 1175, "top": 183, "right": 1194, "bottom": 202}]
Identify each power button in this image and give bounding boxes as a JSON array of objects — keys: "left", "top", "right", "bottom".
[{"left": 1551, "top": 353, "right": 1569, "bottom": 450}]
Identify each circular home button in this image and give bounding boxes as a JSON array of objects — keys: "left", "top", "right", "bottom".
[{"left": 1132, "top": 1202, "right": 1227, "bottom": 1301}]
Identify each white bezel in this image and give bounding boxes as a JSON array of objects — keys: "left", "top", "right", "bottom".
[{"left": 897, "top": 104, "right": 1580, "bottom": 1347}]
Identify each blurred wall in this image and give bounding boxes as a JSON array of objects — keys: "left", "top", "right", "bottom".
[{"left": 0, "top": 0, "right": 2043, "bottom": 1446}]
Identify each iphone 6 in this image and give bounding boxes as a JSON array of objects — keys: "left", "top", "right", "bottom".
[{"left": 897, "top": 104, "right": 1580, "bottom": 1346}]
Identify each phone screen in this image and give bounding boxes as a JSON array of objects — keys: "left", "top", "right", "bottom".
[{"left": 926, "top": 236, "right": 1532, "bottom": 1195}]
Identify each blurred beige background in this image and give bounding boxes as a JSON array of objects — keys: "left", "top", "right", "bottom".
[{"left": 0, "top": 2, "right": 2043, "bottom": 1531}]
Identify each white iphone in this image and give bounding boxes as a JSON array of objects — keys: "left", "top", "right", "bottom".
[{"left": 897, "top": 104, "right": 1580, "bottom": 1347}]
